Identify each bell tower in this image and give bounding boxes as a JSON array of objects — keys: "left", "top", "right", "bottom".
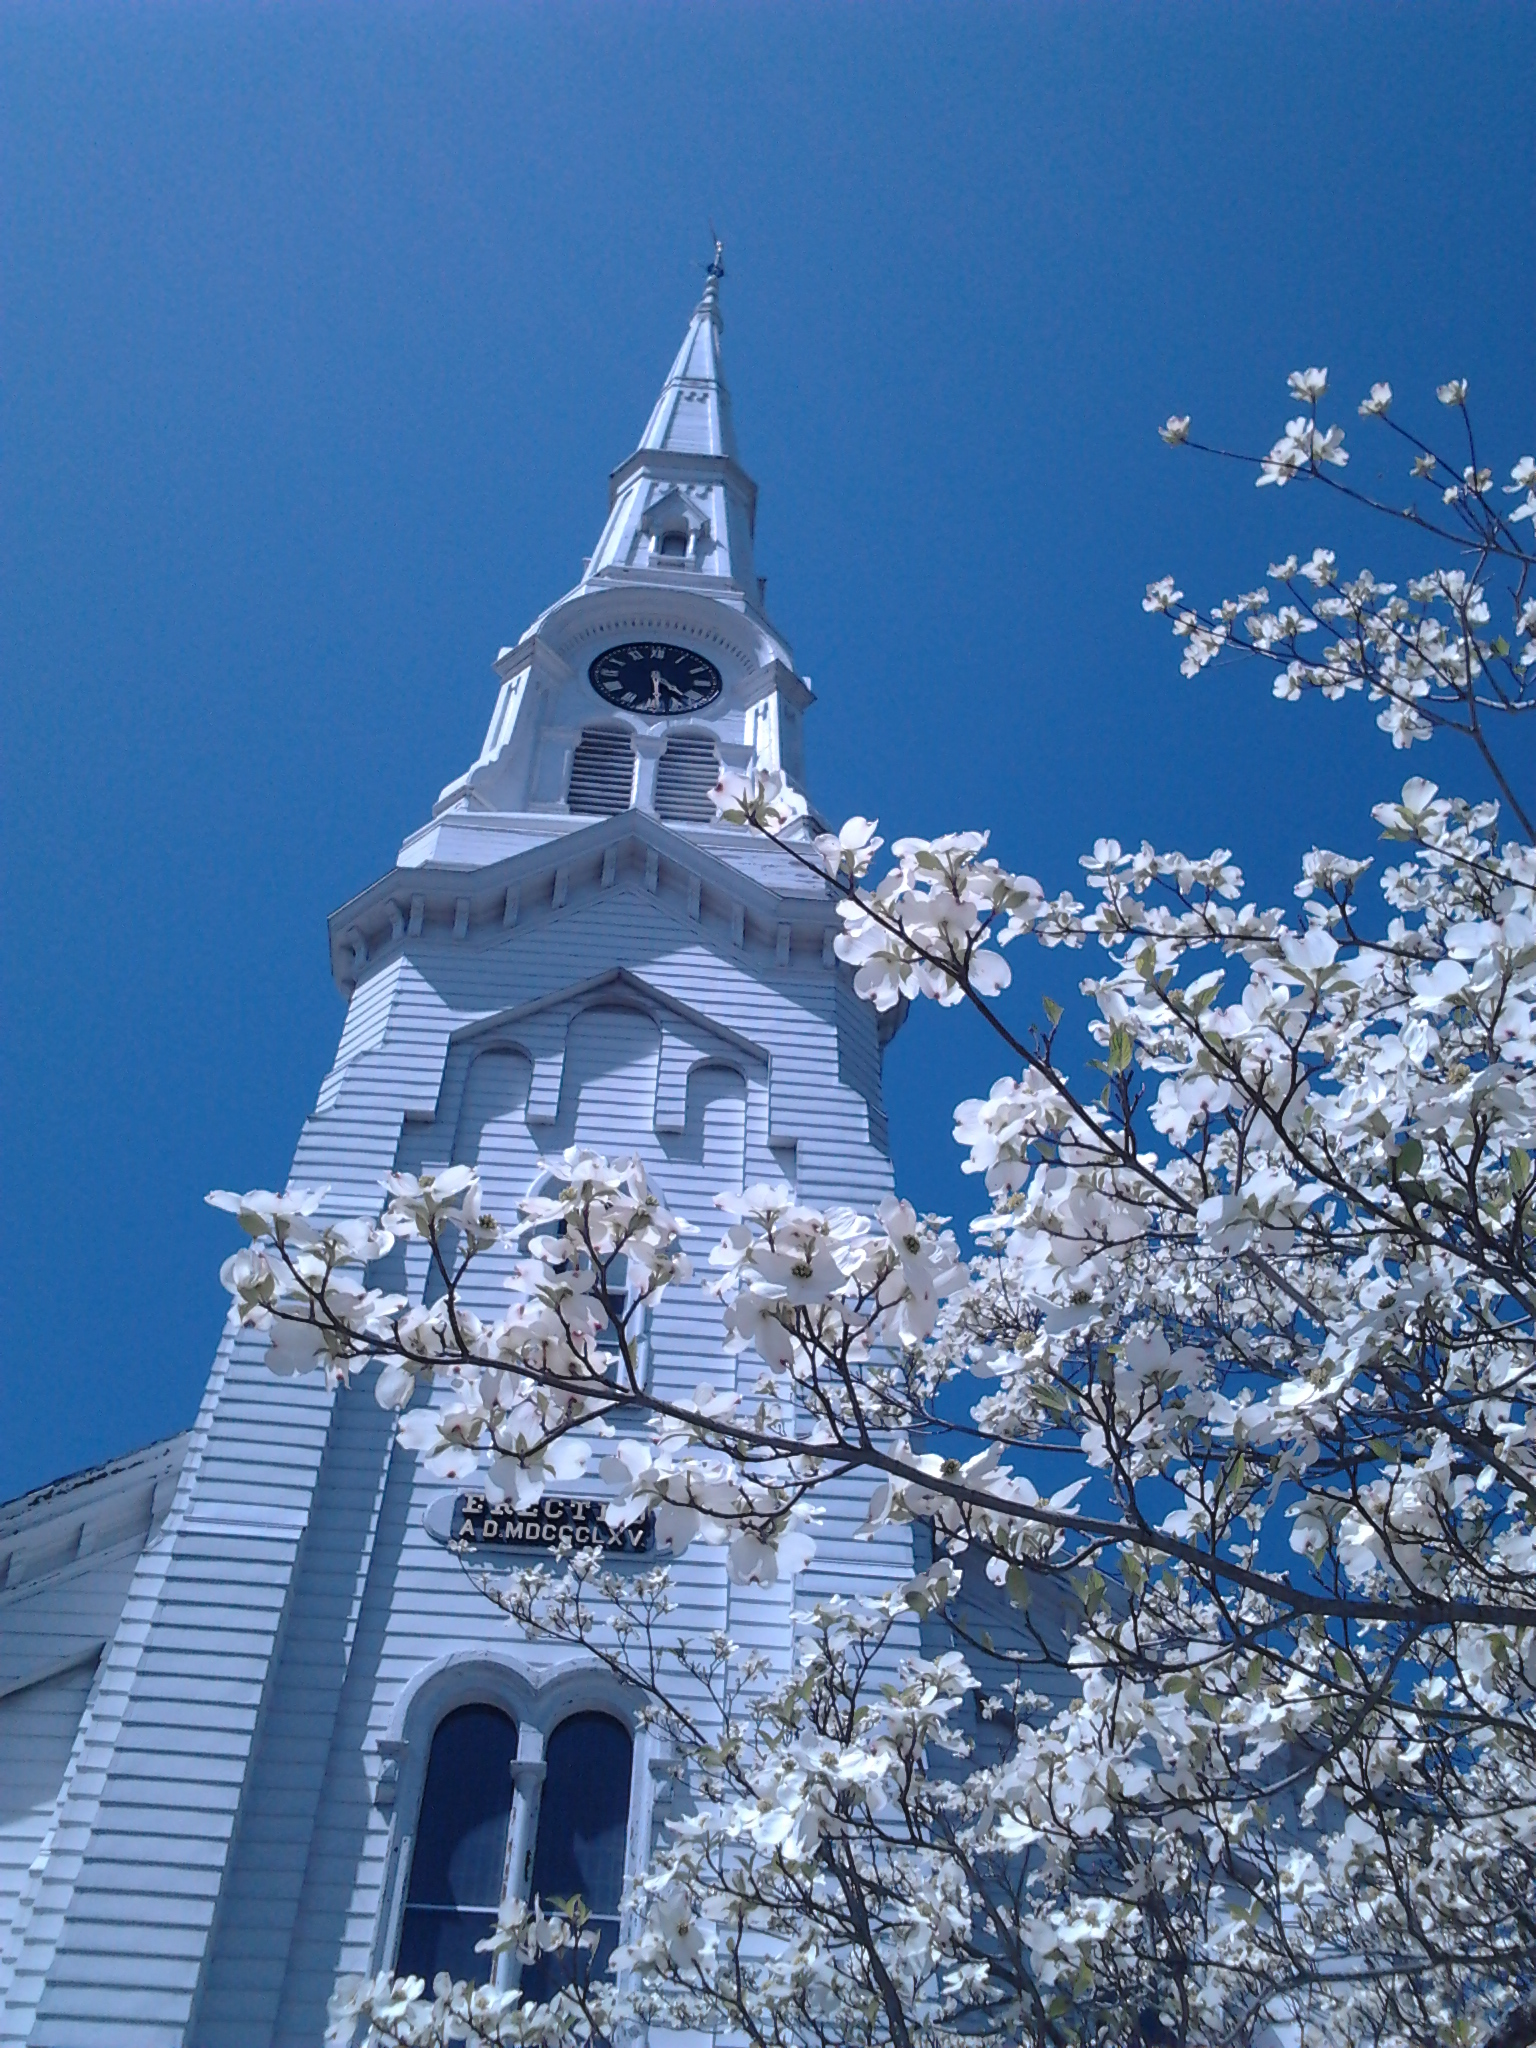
[
  {"left": 3, "top": 258, "right": 912, "bottom": 2048},
  {"left": 388, "top": 241, "right": 809, "bottom": 887}
]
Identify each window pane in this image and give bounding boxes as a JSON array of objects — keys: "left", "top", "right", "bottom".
[
  {"left": 397, "top": 1906, "right": 499, "bottom": 1989},
  {"left": 530, "top": 1712, "right": 631, "bottom": 1915},
  {"left": 398, "top": 1704, "right": 517, "bottom": 1985}
]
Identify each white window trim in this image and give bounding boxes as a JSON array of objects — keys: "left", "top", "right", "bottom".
[{"left": 371, "top": 1652, "right": 662, "bottom": 1991}]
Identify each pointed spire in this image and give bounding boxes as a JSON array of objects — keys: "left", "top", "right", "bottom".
[
  {"left": 584, "top": 244, "right": 762, "bottom": 604},
  {"left": 635, "top": 238, "right": 738, "bottom": 462}
]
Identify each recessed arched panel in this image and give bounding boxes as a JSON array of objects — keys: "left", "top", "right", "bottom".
[
  {"left": 684, "top": 1062, "right": 747, "bottom": 1187},
  {"left": 560, "top": 1006, "right": 661, "bottom": 1146},
  {"left": 453, "top": 1048, "right": 534, "bottom": 1199}
]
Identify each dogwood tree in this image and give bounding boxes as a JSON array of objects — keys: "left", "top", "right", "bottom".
[{"left": 212, "top": 371, "right": 1536, "bottom": 2048}]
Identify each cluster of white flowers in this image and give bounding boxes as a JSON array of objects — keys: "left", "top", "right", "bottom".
[
  {"left": 1253, "top": 366, "right": 1351, "bottom": 485},
  {"left": 1147, "top": 372, "right": 1536, "bottom": 789},
  {"left": 328, "top": 1888, "right": 617, "bottom": 2046},
  {"left": 221, "top": 374, "right": 1536, "bottom": 2048}
]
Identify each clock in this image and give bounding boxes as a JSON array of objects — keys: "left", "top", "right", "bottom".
[{"left": 589, "top": 641, "right": 723, "bottom": 715}]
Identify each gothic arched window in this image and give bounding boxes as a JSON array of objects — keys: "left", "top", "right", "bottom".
[
  {"left": 568, "top": 727, "right": 636, "bottom": 815},
  {"left": 397, "top": 1703, "right": 518, "bottom": 1986},
  {"left": 654, "top": 733, "right": 720, "bottom": 823},
  {"left": 522, "top": 1713, "right": 633, "bottom": 2000},
  {"left": 394, "top": 1699, "right": 634, "bottom": 2000}
]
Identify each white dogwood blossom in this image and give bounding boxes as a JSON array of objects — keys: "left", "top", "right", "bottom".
[
  {"left": 1150, "top": 370, "right": 1536, "bottom": 830},
  {"left": 220, "top": 375, "right": 1536, "bottom": 2048}
]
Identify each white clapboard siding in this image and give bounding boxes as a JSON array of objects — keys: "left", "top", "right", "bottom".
[
  {"left": 3, "top": 822, "right": 921, "bottom": 2047},
  {"left": 0, "top": 1659, "right": 98, "bottom": 2008}
]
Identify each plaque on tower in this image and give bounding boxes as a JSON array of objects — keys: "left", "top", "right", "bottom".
[{"left": 423, "top": 1490, "right": 656, "bottom": 1556}]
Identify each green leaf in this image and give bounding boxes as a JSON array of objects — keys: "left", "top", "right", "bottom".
[
  {"left": 1004, "top": 1565, "right": 1034, "bottom": 1609},
  {"left": 1107, "top": 1026, "right": 1134, "bottom": 1074},
  {"left": 1332, "top": 1648, "right": 1355, "bottom": 1685},
  {"left": 1512, "top": 1147, "right": 1531, "bottom": 1193},
  {"left": 1492, "top": 636, "right": 1510, "bottom": 658},
  {"left": 1042, "top": 995, "right": 1063, "bottom": 1027},
  {"left": 1073, "top": 1567, "right": 1107, "bottom": 1618},
  {"left": 1395, "top": 1137, "right": 1424, "bottom": 1178}
]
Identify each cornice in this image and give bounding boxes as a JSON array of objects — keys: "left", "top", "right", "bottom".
[
  {"left": 607, "top": 448, "right": 758, "bottom": 526},
  {"left": 514, "top": 576, "right": 794, "bottom": 678},
  {"left": 0, "top": 1431, "right": 189, "bottom": 1606},
  {"left": 327, "top": 810, "right": 841, "bottom": 999}
]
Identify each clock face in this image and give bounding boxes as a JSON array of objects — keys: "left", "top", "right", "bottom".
[{"left": 589, "top": 641, "right": 723, "bottom": 715}]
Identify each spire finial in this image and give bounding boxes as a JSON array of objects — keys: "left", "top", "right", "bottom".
[{"left": 700, "top": 233, "right": 725, "bottom": 312}]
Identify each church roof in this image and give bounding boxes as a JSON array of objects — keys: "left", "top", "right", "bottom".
[{"left": 0, "top": 1432, "right": 187, "bottom": 1592}]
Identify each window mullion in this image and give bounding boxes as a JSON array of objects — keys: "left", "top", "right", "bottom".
[{"left": 496, "top": 1730, "right": 547, "bottom": 1993}]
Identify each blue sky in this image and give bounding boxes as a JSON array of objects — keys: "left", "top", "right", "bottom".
[{"left": 3, "top": 2, "right": 1532, "bottom": 1500}]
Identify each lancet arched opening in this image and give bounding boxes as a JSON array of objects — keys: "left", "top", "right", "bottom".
[
  {"left": 522, "top": 1713, "right": 633, "bottom": 2001},
  {"left": 396, "top": 1703, "right": 518, "bottom": 1986}
]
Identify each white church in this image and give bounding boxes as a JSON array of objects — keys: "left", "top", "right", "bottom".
[{"left": 0, "top": 256, "right": 956, "bottom": 2046}]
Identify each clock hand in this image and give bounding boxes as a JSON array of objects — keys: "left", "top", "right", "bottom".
[{"left": 649, "top": 669, "right": 664, "bottom": 709}]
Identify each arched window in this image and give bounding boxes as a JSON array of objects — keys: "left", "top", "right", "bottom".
[
  {"left": 397, "top": 1703, "right": 518, "bottom": 1986},
  {"left": 522, "top": 1713, "right": 633, "bottom": 2002},
  {"left": 568, "top": 727, "right": 636, "bottom": 815},
  {"left": 656, "top": 529, "right": 688, "bottom": 559},
  {"left": 654, "top": 733, "right": 720, "bottom": 823},
  {"left": 393, "top": 1701, "right": 634, "bottom": 2002}
]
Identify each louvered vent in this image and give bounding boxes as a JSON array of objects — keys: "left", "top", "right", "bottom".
[
  {"left": 654, "top": 735, "right": 720, "bottom": 824},
  {"left": 568, "top": 727, "right": 636, "bottom": 814}
]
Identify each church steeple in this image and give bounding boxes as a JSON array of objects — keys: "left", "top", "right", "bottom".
[
  {"left": 584, "top": 246, "right": 761, "bottom": 602},
  {"left": 414, "top": 251, "right": 810, "bottom": 843},
  {"left": 634, "top": 241, "right": 738, "bottom": 463}
]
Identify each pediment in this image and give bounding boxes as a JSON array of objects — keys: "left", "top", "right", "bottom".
[
  {"left": 442, "top": 965, "right": 769, "bottom": 1132},
  {"left": 451, "top": 965, "right": 769, "bottom": 1070},
  {"left": 638, "top": 485, "right": 708, "bottom": 535}
]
